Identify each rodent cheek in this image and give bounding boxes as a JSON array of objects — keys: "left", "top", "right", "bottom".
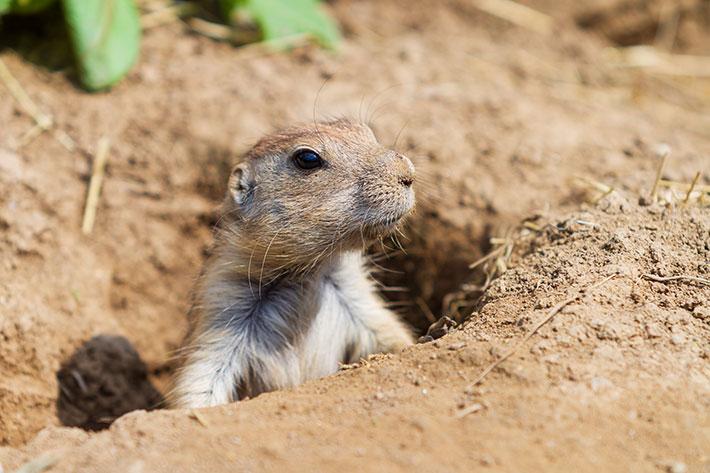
[{"left": 268, "top": 200, "right": 287, "bottom": 220}]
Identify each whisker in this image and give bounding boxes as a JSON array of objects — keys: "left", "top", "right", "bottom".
[{"left": 258, "top": 224, "right": 288, "bottom": 299}]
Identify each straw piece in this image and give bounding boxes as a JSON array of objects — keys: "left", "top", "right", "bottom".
[
  {"left": 610, "top": 45, "right": 710, "bottom": 77},
  {"left": 81, "top": 138, "right": 111, "bottom": 235},
  {"left": 472, "top": 0, "right": 554, "bottom": 35},
  {"left": 141, "top": 2, "right": 198, "bottom": 30},
  {"left": 683, "top": 171, "right": 702, "bottom": 204},
  {"left": 650, "top": 144, "right": 671, "bottom": 202}
]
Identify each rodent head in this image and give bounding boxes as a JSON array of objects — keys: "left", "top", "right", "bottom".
[{"left": 223, "top": 119, "right": 415, "bottom": 272}]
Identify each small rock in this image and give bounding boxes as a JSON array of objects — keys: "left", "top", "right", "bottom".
[
  {"left": 542, "top": 354, "right": 560, "bottom": 364},
  {"left": 692, "top": 305, "right": 709, "bottom": 321},
  {"left": 597, "top": 191, "right": 630, "bottom": 214},
  {"left": 670, "top": 334, "right": 685, "bottom": 346},
  {"left": 530, "top": 340, "right": 552, "bottom": 355},
  {"left": 665, "top": 461, "right": 687, "bottom": 473},
  {"left": 591, "top": 376, "right": 613, "bottom": 392},
  {"left": 516, "top": 315, "right": 532, "bottom": 328},
  {"left": 479, "top": 455, "right": 494, "bottom": 467},
  {"left": 645, "top": 323, "right": 664, "bottom": 338},
  {"left": 447, "top": 342, "right": 466, "bottom": 351},
  {"left": 602, "top": 233, "right": 626, "bottom": 252},
  {"left": 418, "top": 315, "right": 458, "bottom": 343},
  {"left": 489, "top": 346, "right": 504, "bottom": 358}
]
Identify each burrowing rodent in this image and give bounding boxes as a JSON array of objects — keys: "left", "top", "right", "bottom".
[{"left": 169, "top": 119, "right": 415, "bottom": 408}]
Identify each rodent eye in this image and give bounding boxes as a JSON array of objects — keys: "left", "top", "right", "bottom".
[{"left": 292, "top": 149, "right": 323, "bottom": 171}]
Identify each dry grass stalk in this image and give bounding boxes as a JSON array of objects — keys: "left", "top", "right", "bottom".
[
  {"left": 446, "top": 229, "right": 519, "bottom": 320},
  {"left": 573, "top": 175, "right": 612, "bottom": 194},
  {"left": 81, "top": 138, "right": 111, "bottom": 235},
  {"left": 141, "top": 1, "right": 199, "bottom": 30},
  {"left": 683, "top": 171, "right": 702, "bottom": 204},
  {"left": 609, "top": 45, "right": 710, "bottom": 77},
  {"left": 189, "top": 409, "right": 210, "bottom": 427},
  {"left": 466, "top": 274, "right": 616, "bottom": 388},
  {"left": 189, "top": 16, "right": 314, "bottom": 57},
  {"left": 0, "top": 58, "right": 52, "bottom": 129},
  {"left": 0, "top": 57, "right": 75, "bottom": 151},
  {"left": 468, "top": 245, "right": 504, "bottom": 270},
  {"left": 654, "top": 2, "right": 680, "bottom": 51},
  {"left": 642, "top": 273, "right": 709, "bottom": 287},
  {"left": 650, "top": 144, "right": 671, "bottom": 202},
  {"left": 660, "top": 179, "right": 710, "bottom": 194},
  {"left": 472, "top": 0, "right": 554, "bottom": 35},
  {"left": 573, "top": 175, "right": 616, "bottom": 204},
  {"left": 187, "top": 17, "right": 233, "bottom": 41},
  {"left": 415, "top": 297, "right": 437, "bottom": 324},
  {"left": 522, "top": 221, "right": 542, "bottom": 231},
  {"left": 455, "top": 402, "right": 483, "bottom": 418}
]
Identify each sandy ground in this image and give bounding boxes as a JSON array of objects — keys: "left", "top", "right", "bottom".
[{"left": 0, "top": 0, "right": 708, "bottom": 471}]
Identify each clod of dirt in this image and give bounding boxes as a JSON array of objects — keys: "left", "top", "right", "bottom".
[
  {"left": 56, "top": 335, "right": 163, "bottom": 431},
  {"left": 417, "top": 315, "right": 458, "bottom": 343}
]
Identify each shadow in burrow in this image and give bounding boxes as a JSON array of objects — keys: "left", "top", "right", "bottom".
[{"left": 56, "top": 335, "right": 165, "bottom": 431}]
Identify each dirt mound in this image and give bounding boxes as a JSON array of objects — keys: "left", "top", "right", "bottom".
[
  {"left": 0, "top": 0, "right": 709, "bottom": 469},
  {"left": 1, "top": 198, "right": 707, "bottom": 472}
]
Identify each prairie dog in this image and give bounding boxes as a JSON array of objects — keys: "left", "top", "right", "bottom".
[{"left": 169, "top": 119, "right": 415, "bottom": 408}]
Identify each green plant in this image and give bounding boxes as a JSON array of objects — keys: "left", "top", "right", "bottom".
[
  {"left": 0, "top": 0, "right": 140, "bottom": 90},
  {"left": 61, "top": 0, "right": 141, "bottom": 91},
  {"left": 0, "top": 0, "right": 340, "bottom": 91},
  {"left": 221, "top": 0, "right": 340, "bottom": 49}
]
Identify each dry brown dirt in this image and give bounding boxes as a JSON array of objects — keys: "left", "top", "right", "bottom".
[{"left": 0, "top": 0, "right": 709, "bottom": 471}]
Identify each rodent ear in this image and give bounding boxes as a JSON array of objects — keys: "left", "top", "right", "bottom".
[{"left": 228, "top": 164, "right": 252, "bottom": 206}]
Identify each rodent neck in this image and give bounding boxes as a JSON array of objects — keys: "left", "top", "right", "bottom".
[
  {"left": 214, "top": 227, "right": 352, "bottom": 295},
  {"left": 214, "top": 218, "right": 352, "bottom": 290}
]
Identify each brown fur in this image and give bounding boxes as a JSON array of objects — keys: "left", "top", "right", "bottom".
[{"left": 169, "top": 119, "right": 415, "bottom": 408}]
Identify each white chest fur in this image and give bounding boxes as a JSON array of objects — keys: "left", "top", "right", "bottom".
[{"left": 169, "top": 252, "right": 412, "bottom": 408}]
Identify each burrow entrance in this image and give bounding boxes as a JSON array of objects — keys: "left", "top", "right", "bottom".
[{"left": 54, "top": 142, "right": 490, "bottom": 431}]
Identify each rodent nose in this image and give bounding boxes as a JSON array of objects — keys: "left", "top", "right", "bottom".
[
  {"left": 399, "top": 175, "right": 414, "bottom": 187},
  {"left": 397, "top": 154, "right": 415, "bottom": 188}
]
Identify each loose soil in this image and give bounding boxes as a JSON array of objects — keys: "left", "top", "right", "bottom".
[{"left": 0, "top": 0, "right": 708, "bottom": 471}]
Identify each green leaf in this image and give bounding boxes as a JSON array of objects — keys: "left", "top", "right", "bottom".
[
  {"left": 61, "top": 0, "right": 141, "bottom": 91},
  {"left": 0, "top": 0, "right": 11, "bottom": 15},
  {"left": 226, "top": 0, "right": 340, "bottom": 49}
]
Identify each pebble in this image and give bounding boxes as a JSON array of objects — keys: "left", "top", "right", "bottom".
[
  {"left": 665, "top": 461, "right": 687, "bottom": 473},
  {"left": 645, "top": 323, "right": 664, "bottom": 338},
  {"left": 591, "top": 376, "right": 613, "bottom": 392},
  {"left": 692, "top": 305, "right": 709, "bottom": 320}
]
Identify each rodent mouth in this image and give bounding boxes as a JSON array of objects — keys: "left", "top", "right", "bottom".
[
  {"left": 359, "top": 191, "right": 415, "bottom": 240},
  {"left": 362, "top": 211, "right": 410, "bottom": 238}
]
